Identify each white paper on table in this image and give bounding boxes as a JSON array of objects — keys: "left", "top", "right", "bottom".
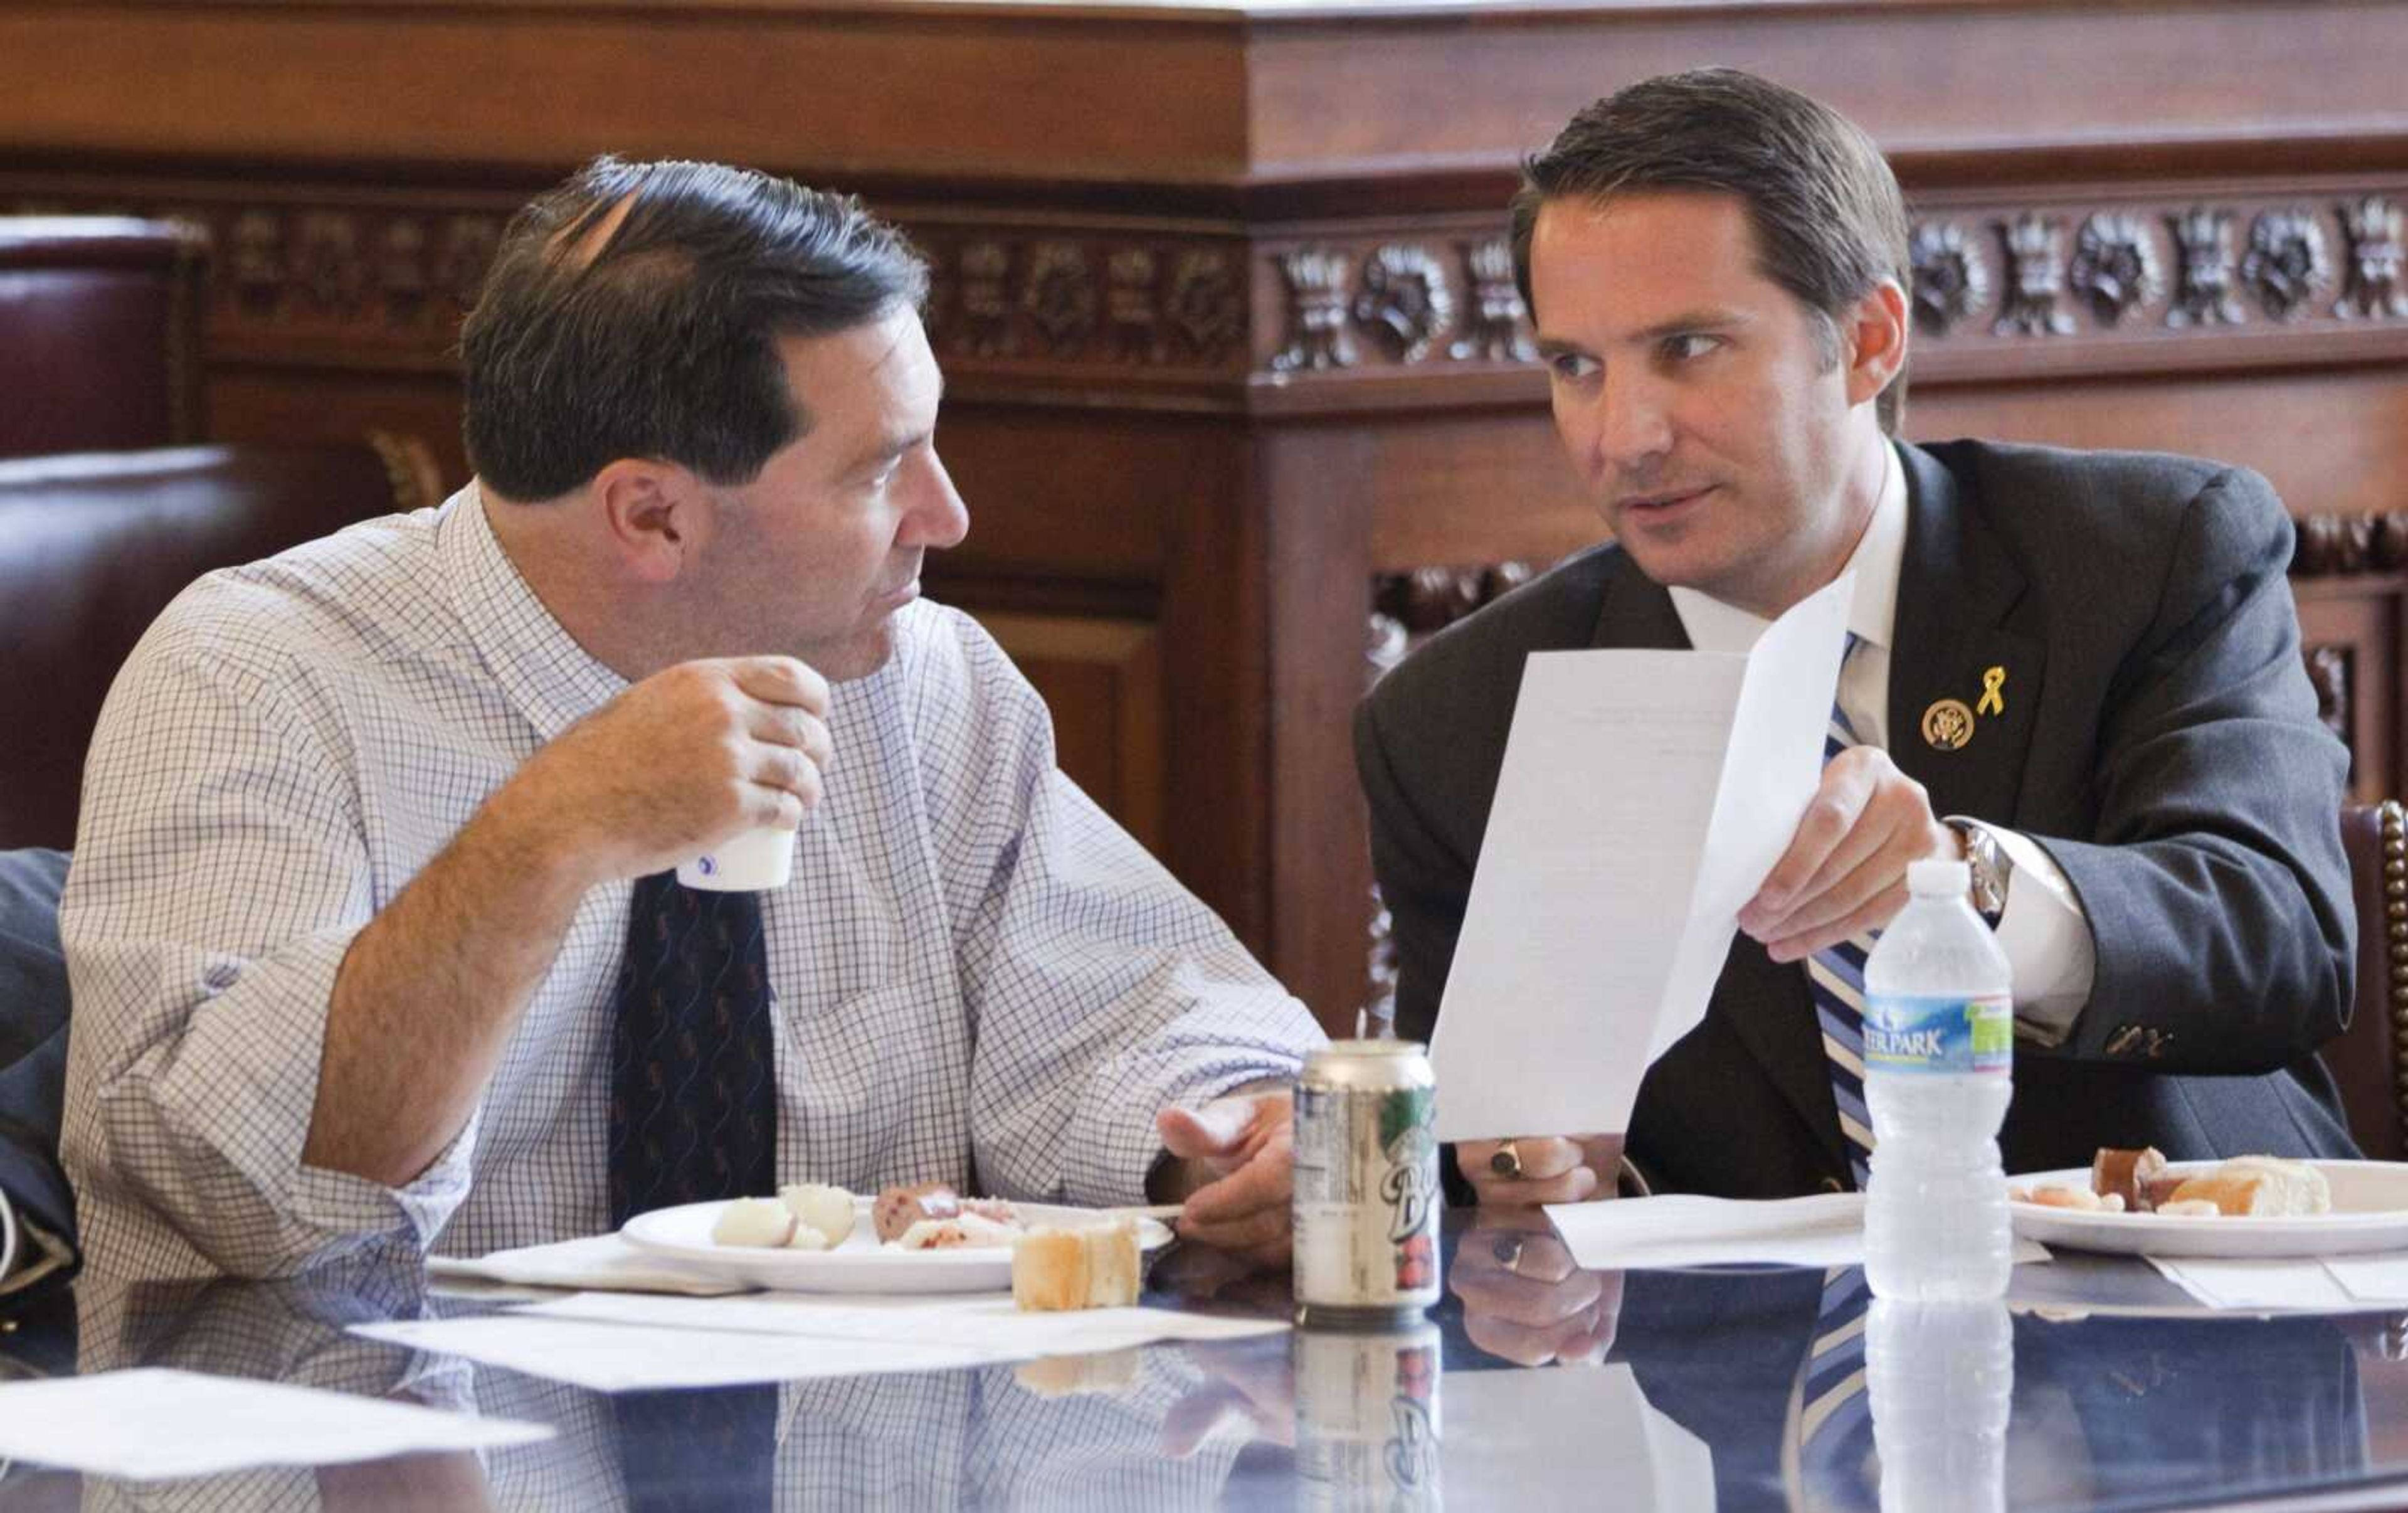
[
  {"left": 428, "top": 1233, "right": 746, "bottom": 1297},
  {"left": 0, "top": 1367, "right": 551, "bottom": 1480},
  {"left": 350, "top": 1314, "right": 1014, "bottom": 1393},
  {"left": 1440, "top": 1364, "right": 1712, "bottom": 1512},
  {"left": 514, "top": 1290, "right": 1289, "bottom": 1357},
  {"left": 2146, "top": 1257, "right": 2362, "bottom": 1312},
  {"left": 2320, "top": 1251, "right": 2408, "bottom": 1303},
  {"left": 1431, "top": 575, "right": 1853, "bottom": 1142},
  {"left": 1547, "top": 1193, "right": 2050, "bottom": 1271}
]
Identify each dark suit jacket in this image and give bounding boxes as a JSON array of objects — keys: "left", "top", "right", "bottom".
[{"left": 1356, "top": 439, "right": 2359, "bottom": 1195}]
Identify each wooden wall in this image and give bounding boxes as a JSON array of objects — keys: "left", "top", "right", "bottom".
[{"left": 8, "top": 0, "right": 2408, "bottom": 1033}]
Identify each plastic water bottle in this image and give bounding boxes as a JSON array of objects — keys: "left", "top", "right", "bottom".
[
  {"left": 1862, "top": 857, "right": 2014, "bottom": 1301},
  {"left": 1866, "top": 1299, "right": 2014, "bottom": 1513}
]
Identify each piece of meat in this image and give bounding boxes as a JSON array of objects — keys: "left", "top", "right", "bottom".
[
  {"left": 873, "top": 1182, "right": 961, "bottom": 1243},
  {"left": 2090, "top": 1146, "right": 2168, "bottom": 1213}
]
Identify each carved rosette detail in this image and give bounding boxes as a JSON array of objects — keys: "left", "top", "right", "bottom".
[
  {"left": 1022, "top": 242, "right": 1097, "bottom": 355},
  {"left": 2338, "top": 196, "right": 2408, "bottom": 321},
  {"left": 2242, "top": 209, "right": 2331, "bottom": 321},
  {"left": 429, "top": 216, "right": 499, "bottom": 317},
  {"left": 1104, "top": 248, "right": 1163, "bottom": 363},
  {"left": 230, "top": 210, "right": 285, "bottom": 316},
  {"left": 2067, "top": 212, "right": 2162, "bottom": 327},
  {"left": 1909, "top": 220, "right": 1990, "bottom": 337},
  {"left": 1167, "top": 249, "right": 1244, "bottom": 364},
  {"left": 1995, "top": 215, "right": 2074, "bottom": 336},
  {"left": 378, "top": 218, "right": 429, "bottom": 322},
  {"left": 1270, "top": 248, "right": 1357, "bottom": 373},
  {"left": 957, "top": 241, "right": 1016, "bottom": 357},
  {"left": 2291, "top": 508, "right": 2408, "bottom": 575},
  {"left": 293, "top": 211, "right": 367, "bottom": 316},
  {"left": 1447, "top": 238, "right": 1536, "bottom": 363},
  {"left": 2308, "top": 644, "right": 2354, "bottom": 751},
  {"left": 2166, "top": 208, "right": 2244, "bottom": 329},
  {"left": 1349, "top": 243, "right": 1455, "bottom": 364}
]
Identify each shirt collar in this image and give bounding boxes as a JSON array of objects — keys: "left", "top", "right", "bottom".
[
  {"left": 440, "top": 480, "right": 628, "bottom": 741},
  {"left": 1667, "top": 440, "right": 1907, "bottom": 656}
]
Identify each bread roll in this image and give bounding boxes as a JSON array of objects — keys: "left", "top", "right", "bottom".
[
  {"left": 1012, "top": 1222, "right": 1142, "bottom": 1311},
  {"left": 780, "top": 1184, "right": 856, "bottom": 1246},
  {"left": 711, "top": 1197, "right": 798, "bottom": 1248},
  {"left": 2164, "top": 1174, "right": 2271, "bottom": 1216},
  {"left": 2214, "top": 1156, "right": 2331, "bottom": 1216}
]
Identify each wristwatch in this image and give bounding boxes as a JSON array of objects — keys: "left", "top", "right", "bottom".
[{"left": 1946, "top": 819, "right": 2012, "bottom": 926}]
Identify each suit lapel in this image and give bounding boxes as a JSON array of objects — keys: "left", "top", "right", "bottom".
[
  {"left": 1886, "top": 445, "right": 2042, "bottom": 829},
  {"left": 1588, "top": 553, "right": 1854, "bottom": 1177}
]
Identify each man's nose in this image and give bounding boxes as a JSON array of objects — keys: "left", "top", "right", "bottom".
[
  {"left": 904, "top": 450, "right": 970, "bottom": 549},
  {"left": 1592, "top": 371, "right": 1674, "bottom": 472}
]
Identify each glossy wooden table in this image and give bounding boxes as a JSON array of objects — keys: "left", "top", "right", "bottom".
[{"left": 13, "top": 1208, "right": 2408, "bottom": 1510}]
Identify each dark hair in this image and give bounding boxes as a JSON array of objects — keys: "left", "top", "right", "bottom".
[
  {"left": 1509, "top": 68, "right": 1910, "bottom": 434},
  {"left": 460, "top": 156, "right": 929, "bottom": 501}
]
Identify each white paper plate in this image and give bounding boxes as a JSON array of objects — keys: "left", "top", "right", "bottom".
[
  {"left": 620, "top": 1198, "right": 1173, "bottom": 1295},
  {"left": 2009, "top": 1159, "right": 2408, "bottom": 1258}
]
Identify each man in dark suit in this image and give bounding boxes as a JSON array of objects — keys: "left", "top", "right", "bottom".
[{"left": 1354, "top": 68, "right": 2358, "bottom": 1203}]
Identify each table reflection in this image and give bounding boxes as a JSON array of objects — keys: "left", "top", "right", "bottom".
[{"left": 0, "top": 1214, "right": 2400, "bottom": 1510}]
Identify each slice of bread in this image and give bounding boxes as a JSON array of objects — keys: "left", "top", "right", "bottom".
[
  {"left": 2165, "top": 1159, "right": 2331, "bottom": 1218},
  {"left": 1012, "top": 1222, "right": 1141, "bottom": 1311}
]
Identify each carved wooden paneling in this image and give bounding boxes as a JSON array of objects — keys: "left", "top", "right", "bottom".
[
  {"left": 969, "top": 612, "right": 1165, "bottom": 856},
  {"left": 2297, "top": 581, "right": 2404, "bottom": 806}
]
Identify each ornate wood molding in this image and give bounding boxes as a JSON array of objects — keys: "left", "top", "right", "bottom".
[
  {"left": 15, "top": 176, "right": 2408, "bottom": 405},
  {"left": 2291, "top": 509, "right": 2408, "bottom": 576}
]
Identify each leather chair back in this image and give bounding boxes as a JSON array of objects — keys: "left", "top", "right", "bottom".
[
  {"left": 0, "top": 439, "right": 441, "bottom": 850},
  {"left": 0, "top": 216, "right": 210, "bottom": 459},
  {"left": 2334, "top": 801, "right": 2407, "bottom": 1159}
]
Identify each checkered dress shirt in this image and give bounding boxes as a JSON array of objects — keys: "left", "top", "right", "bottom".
[{"left": 61, "top": 485, "right": 1323, "bottom": 1280}]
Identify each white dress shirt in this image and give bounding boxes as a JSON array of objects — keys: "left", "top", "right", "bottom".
[
  {"left": 1667, "top": 442, "right": 2096, "bottom": 1039},
  {"left": 61, "top": 485, "right": 1324, "bottom": 1280}
]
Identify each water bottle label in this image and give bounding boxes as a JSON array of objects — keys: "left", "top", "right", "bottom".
[{"left": 1862, "top": 993, "right": 2012, "bottom": 1076}]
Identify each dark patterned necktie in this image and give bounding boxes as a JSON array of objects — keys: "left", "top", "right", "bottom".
[
  {"left": 607, "top": 872, "right": 777, "bottom": 1227},
  {"left": 608, "top": 873, "right": 779, "bottom": 1512},
  {"left": 1804, "top": 634, "right": 1880, "bottom": 1189}
]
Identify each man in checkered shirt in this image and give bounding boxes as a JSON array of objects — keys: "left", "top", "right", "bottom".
[{"left": 60, "top": 157, "right": 1324, "bottom": 1282}]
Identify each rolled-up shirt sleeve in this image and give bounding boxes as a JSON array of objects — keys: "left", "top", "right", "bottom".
[
  {"left": 932, "top": 622, "right": 1325, "bottom": 1208},
  {"left": 62, "top": 641, "right": 475, "bottom": 1280}
]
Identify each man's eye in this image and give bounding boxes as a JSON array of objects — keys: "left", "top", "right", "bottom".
[
  {"left": 1664, "top": 334, "right": 1720, "bottom": 362},
  {"left": 1548, "top": 352, "right": 1600, "bottom": 382}
]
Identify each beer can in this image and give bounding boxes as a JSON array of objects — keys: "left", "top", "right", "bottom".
[
  {"left": 1292, "top": 1039, "right": 1441, "bottom": 1325},
  {"left": 1294, "top": 1318, "right": 1443, "bottom": 1511}
]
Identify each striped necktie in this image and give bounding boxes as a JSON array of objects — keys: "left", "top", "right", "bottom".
[
  {"left": 1805, "top": 634, "right": 1879, "bottom": 1189},
  {"left": 1791, "top": 1265, "right": 1879, "bottom": 1512}
]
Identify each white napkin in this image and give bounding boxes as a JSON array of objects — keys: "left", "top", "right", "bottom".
[
  {"left": 351, "top": 1315, "right": 1011, "bottom": 1393},
  {"left": 2151, "top": 1251, "right": 2408, "bottom": 1310},
  {"left": 518, "top": 1290, "right": 1288, "bottom": 1357},
  {"left": 428, "top": 1234, "right": 744, "bottom": 1296},
  {"left": 0, "top": 1368, "right": 550, "bottom": 1479},
  {"left": 351, "top": 1292, "right": 1287, "bottom": 1393},
  {"left": 1546, "top": 1192, "right": 2050, "bottom": 1271}
]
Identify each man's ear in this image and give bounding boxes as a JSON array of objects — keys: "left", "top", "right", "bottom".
[
  {"left": 591, "top": 459, "right": 702, "bottom": 583},
  {"left": 1841, "top": 279, "right": 1909, "bottom": 410}
]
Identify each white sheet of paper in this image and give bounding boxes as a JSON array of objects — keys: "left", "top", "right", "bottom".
[
  {"left": 1547, "top": 1193, "right": 2050, "bottom": 1271},
  {"left": 1440, "top": 1364, "right": 1712, "bottom": 1511},
  {"left": 0, "top": 1367, "right": 550, "bottom": 1480},
  {"left": 1432, "top": 576, "right": 1853, "bottom": 1142},
  {"left": 350, "top": 1314, "right": 1012, "bottom": 1393},
  {"left": 428, "top": 1233, "right": 746, "bottom": 1297},
  {"left": 2147, "top": 1257, "right": 2363, "bottom": 1312},
  {"left": 2321, "top": 1252, "right": 2408, "bottom": 1303},
  {"left": 514, "top": 1290, "right": 1289, "bottom": 1357}
]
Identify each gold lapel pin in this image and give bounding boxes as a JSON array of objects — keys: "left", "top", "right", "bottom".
[
  {"left": 1921, "top": 698, "right": 1975, "bottom": 751},
  {"left": 1977, "top": 665, "right": 2006, "bottom": 717}
]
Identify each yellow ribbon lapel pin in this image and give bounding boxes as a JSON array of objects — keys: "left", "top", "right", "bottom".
[{"left": 1923, "top": 666, "right": 2007, "bottom": 752}]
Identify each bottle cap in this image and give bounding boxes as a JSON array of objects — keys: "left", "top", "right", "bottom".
[{"left": 1908, "top": 858, "right": 1972, "bottom": 898}]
